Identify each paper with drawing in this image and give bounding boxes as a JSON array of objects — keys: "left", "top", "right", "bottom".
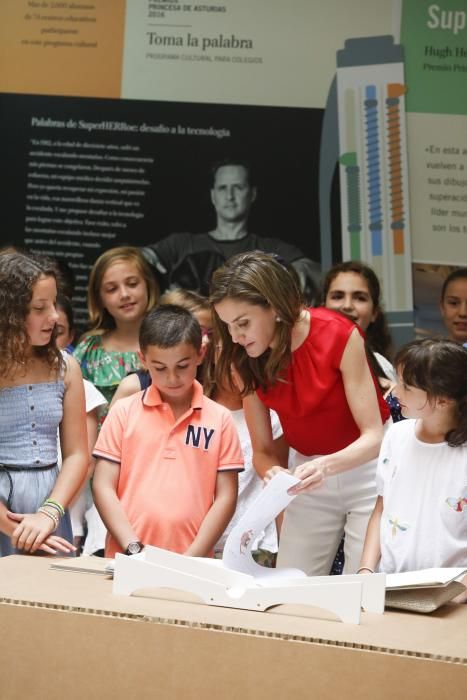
[{"left": 222, "top": 472, "right": 306, "bottom": 581}]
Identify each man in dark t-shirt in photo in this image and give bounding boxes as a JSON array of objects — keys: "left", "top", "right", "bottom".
[{"left": 142, "top": 159, "right": 321, "bottom": 302}]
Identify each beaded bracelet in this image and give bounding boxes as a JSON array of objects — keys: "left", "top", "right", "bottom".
[
  {"left": 42, "top": 502, "right": 63, "bottom": 519},
  {"left": 43, "top": 498, "right": 65, "bottom": 518},
  {"left": 37, "top": 506, "right": 59, "bottom": 531}
]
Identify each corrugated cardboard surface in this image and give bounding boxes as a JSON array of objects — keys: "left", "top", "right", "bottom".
[{"left": 0, "top": 556, "right": 466, "bottom": 700}]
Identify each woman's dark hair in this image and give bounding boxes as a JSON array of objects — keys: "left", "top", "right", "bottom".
[
  {"left": 395, "top": 338, "right": 467, "bottom": 446},
  {"left": 139, "top": 304, "right": 202, "bottom": 352},
  {"left": 440, "top": 267, "right": 467, "bottom": 301},
  {"left": 322, "top": 261, "right": 393, "bottom": 359},
  {"left": 210, "top": 251, "right": 303, "bottom": 395},
  {"left": 0, "top": 252, "right": 63, "bottom": 377}
]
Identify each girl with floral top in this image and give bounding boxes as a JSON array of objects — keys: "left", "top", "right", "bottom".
[{"left": 74, "top": 247, "right": 159, "bottom": 424}]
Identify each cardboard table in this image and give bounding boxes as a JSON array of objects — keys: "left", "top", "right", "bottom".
[{"left": 0, "top": 555, "right": 466, "bottom": 699}]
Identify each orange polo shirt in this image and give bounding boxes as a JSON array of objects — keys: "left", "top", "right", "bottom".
[{"left": 93, "top": 380, "right": 244, "bottom": 557}]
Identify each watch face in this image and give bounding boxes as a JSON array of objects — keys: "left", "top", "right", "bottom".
[{"left": 127, "top": 542, "right": 143, "bottom": 555}]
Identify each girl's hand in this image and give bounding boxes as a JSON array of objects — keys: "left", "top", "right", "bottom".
[
  {"left": 288, "top": 458, "right": 327, "bottom": 495},
  {"left": 8, "top": 511, "right": 56, "bottom": 553},
  {"left": 263, "top": 465, "right": 288, "bottom": 484},
  {"left": 39, "top": 535, "right": 77, "bottom": 555},
  {"left": 7, "top": 513, "right": 75, "bottom": 554}
]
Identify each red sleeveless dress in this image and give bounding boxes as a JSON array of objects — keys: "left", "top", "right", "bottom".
[{"left": 257, "top": 308, "right": 389, "bottom": 456}]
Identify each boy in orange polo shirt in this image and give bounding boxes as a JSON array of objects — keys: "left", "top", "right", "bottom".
[{"left": 92, "top": 305, "right": 243, "bottom": 557}]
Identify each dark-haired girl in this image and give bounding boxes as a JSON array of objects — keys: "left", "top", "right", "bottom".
[
  {"left": 360, "top": 338, "right": 467, "bottom": 581},
  {"left": 323, "top": 260, "right": 395, "bottom": 384}
]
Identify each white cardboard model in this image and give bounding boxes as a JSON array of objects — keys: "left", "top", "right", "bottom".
[{"left": 113, "top": 473, "right": 387, "bottom": 624}]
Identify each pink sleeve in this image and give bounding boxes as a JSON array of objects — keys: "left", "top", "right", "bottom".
[
  {"left": 92, "top": 402, "right": 126, "bottom": 463},
  {"left": 217, "top": 411, "right": 244, "bottom": 473}
]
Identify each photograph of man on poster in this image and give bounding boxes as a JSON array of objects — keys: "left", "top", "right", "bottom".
[{"left": 141, "top": 158, "right": 321, "bottom": 302}]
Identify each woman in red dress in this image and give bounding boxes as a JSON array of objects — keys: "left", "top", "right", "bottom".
[{"left": 211, "top": 251, "right": 389, "bottom": 575}]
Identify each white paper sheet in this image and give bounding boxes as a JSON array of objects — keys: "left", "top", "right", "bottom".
[
  {"left": 222, "top": 472, "right": 306, "bottom": 581},
  {"left": 386, "top": 567, "right": 467, "bottom": 590}
]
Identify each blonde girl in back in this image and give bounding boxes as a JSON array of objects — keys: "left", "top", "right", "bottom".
[{"left": 74, "top": 246, "right": 158, "bottom": 423}]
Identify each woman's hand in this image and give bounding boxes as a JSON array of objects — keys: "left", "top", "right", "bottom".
[
  {"left": 263, "top": 465, "right": 289, "bottom": 485},
  {"left": 8, "top": 511, "right": 56, "bottom": 553},
  {"left": 287, "top": 458, "right": 327, "bottom": 495}
]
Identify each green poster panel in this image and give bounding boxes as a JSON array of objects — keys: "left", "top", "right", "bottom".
[{"left": 401, "top": 0, "right": 467, "bottom": 115}]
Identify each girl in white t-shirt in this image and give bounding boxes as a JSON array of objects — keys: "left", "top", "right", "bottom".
[{"left": 359, "top": 338, "right": 467, "bottom": 595}]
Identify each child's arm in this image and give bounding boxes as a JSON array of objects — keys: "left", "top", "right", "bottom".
[
  {"left": 109, "top": 373, "right": 143, "bottom": 409},
  {"left": 70, "top": 406, "right": 99, "bottom": 507},
  {"left": 359, "top": 496, "right": 384, "bottom": 573},
  {"left": 10, "top": 356, "right": 88, "bottom": 553},
  {"left": 85, "top": 407, "right": 99, "bottom": 479},
  {"left": 2, "top": 503, "right": 75, "bottom": 554},
  {"left": 184, "top": 471, "right": 238, "bottom": 558},
  {"left": 93, "top": 458, "right": 140, "bottom": 552},
  {"left": 50, "top": 356, "right": 89, "bottom": 502}
]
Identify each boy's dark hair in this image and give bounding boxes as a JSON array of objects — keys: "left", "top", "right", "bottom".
[
  {"left": 395, "top": 337, "right": 467, "bottom": 447},
  {"left": 139, "top": 304, "right": 202, "bottom": 352}
]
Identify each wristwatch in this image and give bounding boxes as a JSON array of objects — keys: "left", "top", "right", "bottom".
[{"left": 124, "top": 541, "right": 145, "bottom": 556}]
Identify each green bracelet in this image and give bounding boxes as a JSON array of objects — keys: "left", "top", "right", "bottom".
[{"left": 43, "top": 498, "right": 65, "bottom": 517}]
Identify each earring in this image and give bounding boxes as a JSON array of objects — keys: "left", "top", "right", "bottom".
[{"left": 276, "top": 316, "right": 282, "bottom": 322}]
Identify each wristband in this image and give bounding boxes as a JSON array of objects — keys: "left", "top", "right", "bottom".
[
  {"left": 43, "top": 498, "right": 65, "bottom": 517},
  {"left": 38, "top": 506, "right": 59, "bottom": 531}
]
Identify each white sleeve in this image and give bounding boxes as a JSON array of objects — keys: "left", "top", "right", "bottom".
[
  {"left": 84, "top": 379, "right": 107, "bottom": 413},
  {"left": 270, "top": 410, "right": 283, "bottom": 440},
  {"left": 373, "top": 352, "right": 396, "bottom": 383},
  {"left": 376, "top": 425, "right": 394, "bottom": 497}
]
